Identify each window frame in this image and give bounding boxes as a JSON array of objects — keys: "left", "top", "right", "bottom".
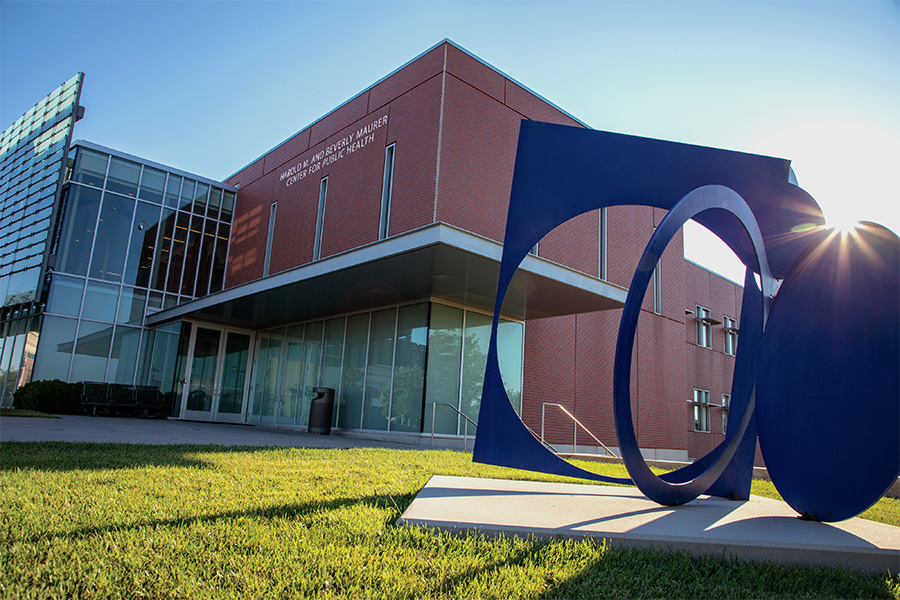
[
  {"left": 692, "top": 388, "right": 711, "bottom": 433},
  {"left": 696, "top": 305, "right": 712, "bottom": 348}
]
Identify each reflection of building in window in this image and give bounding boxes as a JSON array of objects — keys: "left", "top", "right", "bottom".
[
  {"left": 723, "top": 316, "right": 738, "bottom": 356},
  {"left": 693, "top": 388, "right": 710, "bottom": 432},
  {"left": 722, "top": 393, "right": 730, "bottom": 433},
  {"left": 696, "top": 306, "right": 712, "bottom": 348}
]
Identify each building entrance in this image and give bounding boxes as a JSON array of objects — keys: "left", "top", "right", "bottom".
[{"left": 180, "top": 324, "right": 253, "bottom": 423}]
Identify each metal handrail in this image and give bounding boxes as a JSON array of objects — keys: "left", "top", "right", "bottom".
[
  {"left": 524, "top": 421, "right": 560, "bottom": 454},
  {"left": 541, "top": 402, "right": 619, "bottom": 458},
  {"left": 431, "top": 402, "right": 477, "bottom": 450}
]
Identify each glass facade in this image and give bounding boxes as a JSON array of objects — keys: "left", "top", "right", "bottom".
[
  {"left": 0, "top": 74, "right": 83, "bottom": 405},
  {"left": 26, "top": 143, "right": 236, "bottom": 395},
  {"left": 243, "top": 302, "right": 522, "bottom": 435}
]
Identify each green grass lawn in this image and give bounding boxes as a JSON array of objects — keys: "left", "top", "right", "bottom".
[{"left": 1, "top": 442, "right": 897, "bottom": 599}]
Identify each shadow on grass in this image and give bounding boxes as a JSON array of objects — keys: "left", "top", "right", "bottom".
[
  {"left": 536, "top": 545, "right": 900, "bottom": 599},
  {"left": 0, "top": 441, "right": 295, "bottom": 472},
  {"left": 22, "top": 492, "right": 405, "bottom": 545}
]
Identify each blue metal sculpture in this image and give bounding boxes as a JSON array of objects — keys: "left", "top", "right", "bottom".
[{"left": 473, "top": 120, "right": 899, "bottom": 522}]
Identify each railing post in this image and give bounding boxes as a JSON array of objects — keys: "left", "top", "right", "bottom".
[{"left": 541, "top": 403, "right": 546, "bottom": 446}]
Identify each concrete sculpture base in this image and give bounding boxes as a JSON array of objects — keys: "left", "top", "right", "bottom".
[{"left": 399, "top": 476, "right": 899, "bottom": 575}]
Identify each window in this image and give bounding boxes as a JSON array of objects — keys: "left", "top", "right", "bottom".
[
  {"left": 693, "top": 388, "right": 710, "bottom": 432},
  {"left": 724, "top": 316, "right": 738, "bottom": 356},
  {"left": 379, "top": 144, "right": 394, "bottom": 240},
  {"left": 263, "top": 202, "right": 276, "bottom": 277},
  {"left": 722, "top": 394, "right": 731, "bottom": 433},
  {"left": 313, "top": 178, "right": 328, "bottom": 261},
  {"left": 696, "top": 305, "right": 712, "bottom": 348},
  {"left": 653, "top": 260, "right": 662, "bottom": 315},
  {"left": 598, "top": 207, "right": 607, "bottom": 280}
]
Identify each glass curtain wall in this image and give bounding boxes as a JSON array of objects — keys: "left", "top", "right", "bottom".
[
  {"left": 244, "top": 302, "right": 520, "bottom": 436},
  {"left": 30, "top": 144, "right": 235, "bottom": 390}
]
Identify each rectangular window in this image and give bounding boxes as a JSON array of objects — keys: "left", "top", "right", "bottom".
[
  {"left": 599, "top": 207, "right": 607, "bottom": 280},
  {"left": 724, "top": 316, "right": 738, "bottom": 356},
  {"left": 653, "top": 261, "right": 662, "bottom": 315},
  {"left": 696, "top": 305, "right": 712, "bottom": 348},
  {"left": 693, "top": 388, "right": 710, "bottom": 432},
  {"left": 313, "top": 178, "right": 328, "bottom": 261},
  {"left": 722, "top": 393, "right": 731, "bottom": 433},
  {"left": 264, "top": 202, "right": 276, "bottom": 277},
  {"left": 379, "top": 144, "right": 394, "bottom": 240}
]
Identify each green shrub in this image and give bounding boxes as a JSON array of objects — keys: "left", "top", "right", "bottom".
[{"left": 13, "top": 380, "right": 83, "bottom": 415}]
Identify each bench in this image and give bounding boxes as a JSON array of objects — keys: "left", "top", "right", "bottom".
[{"left": 81, "top": 382, "right": 166, "bottom": 418}]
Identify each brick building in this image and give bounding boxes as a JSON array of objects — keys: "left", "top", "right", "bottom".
[{"left": 1, "top": 40, "right": 746, "bottom": 462}]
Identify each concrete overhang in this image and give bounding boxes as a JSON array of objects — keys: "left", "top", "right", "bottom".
[{"left": 145, "top": 223, "right": 627, "bottom": 330}]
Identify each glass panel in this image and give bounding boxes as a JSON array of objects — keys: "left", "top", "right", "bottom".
[
  {"left": 425, "top": 304, "right": 462, "bottom": 435},
  {"left": 193, "top": 183, "right": 209, "bottom": 216},
  {"left": 147, "top": 291, "right": 163, "bottom": 311},
  {"left": 194, "top": 219, "right": 216, "bottom": 297},
  {"left": 461, "top": 311, "right": 492, "bottom": 435},
  {"left": 179, "top": 179, "right": 195, "bottom": 212},
  {"left": 146, "top": 322, "right": 185, "bottom": 416},
  {"left": 186, "top": 327, "right": 220, "bottom": 412},
  {"left": 32, "top": 315, "right": 77, "bottom": 382},
  {"left": 18, "top": 316, "right": 41, "bottom": 393},
  {"left": 218, "top": 332, "right": 250, "bottom": 415},
  {"left": 105, "top": 157, "right": 140, "bottom": 197},
  {"left": 337, "top": 313, "right": 369, "bottom": 430},
  {"left": 0, "top": 318, "right": 27, "bottom": 403},
  {"left": 135, "top": 327, "right": 154, "bottom": 386},
  {"left": 259, "top": 329, "right": 283, "bottom": 424},
  {"left": 362, "top": 308, "right": 394, "bottom": 431},
  {"left": 45, "top": 275, "right": 83, "bottom": 317},
  {"left": 116, "top": 287, "right": 146, "bottom": 325},
  {"left": 56, "top": 185, "right": 102, "bottom": 276},
  {"left": 70, "top": 320, "right": 113, "bottom": 382},
  {"left": 249, "top": 333, "right": 269, "bottom": 421},
  {"left": 390, "top": 303, "right": 427, "bottom": 432},
  {"left": 209, "top": 223, "right": 229, "bottom": 292},
  {"left": 81, "top": 280, "right": 119, "bottom": 322},
  {"left": 109, "top": 325, "right": 141, "bottom": 385},
  {"left": 206, "top": 188, "right": 222, "bottom": 221},
  {"left": 220, "top": 191, "right": 235, "bottom": 222},
  {"left": 321, "top": 317, "right": 345, "bottom": 427},
  {"left": 89, "top": 193, "right": 135, "bottom": 281},
  {"left": 7, "top": 267, "right": 40, "bottom": 305},
  {"left": 150, "top": 208, "right": 175, "bottom": 291},
  {"left": 71, "top": 149, "right": 108, "bottom": 187},
  {"left": 166, "top": 211, "right": 190, "bottom": 292},
  {"left": 278, "top": 325, "right": 304, "bottom": 425},
  {"left": 180, "top": 215, "right": 203, "bottom": 296},
  {"left": 497, "top": 319, "right": 524, "bottom": 414},
  {"left": 164, "top": 174, "right": 182, "bottom": 208},
  {"left": 124, "top": 201, "right": 162, "bottom": 286},
  {"left": 298, "top": 320, "right": 323, "bottom": 426},
  {"left": 138, "top": 167, "right": 165, "bottom": 204}
]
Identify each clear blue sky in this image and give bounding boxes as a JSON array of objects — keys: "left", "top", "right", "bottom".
[{"left": 2, "top": 0, "right": 898, "bottom": 280}]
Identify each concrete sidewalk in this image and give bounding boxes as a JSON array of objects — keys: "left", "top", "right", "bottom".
[
  {"left": 399, "top": 475, "right": 900, "bottom": 575},
  {"left": 0, "top": 414, "right": 414, "bottom": 450}
]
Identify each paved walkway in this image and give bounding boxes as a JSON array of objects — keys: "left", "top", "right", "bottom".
[{"left": 0, "top": 414, "right": 414, "bottom": 450}]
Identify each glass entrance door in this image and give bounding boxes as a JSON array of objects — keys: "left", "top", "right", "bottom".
[{"left": 181, "top": 325, "right": 252, "bottom": 423}]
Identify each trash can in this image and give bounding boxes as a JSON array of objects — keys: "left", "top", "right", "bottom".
[{"left": 308, "top": 387, "right": 335, "bottom": 434}]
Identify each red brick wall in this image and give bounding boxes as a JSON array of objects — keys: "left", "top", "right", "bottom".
[
  {"left": 683, "top": 262, "right": 743, "bottom": 459},
  {"left": 221, "top": 40, "right": 750, "bottom": 461}
]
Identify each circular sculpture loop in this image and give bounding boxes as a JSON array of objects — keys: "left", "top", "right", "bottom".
[{"left": 613, "top": 185, "right": 774, "bottom": 506}]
